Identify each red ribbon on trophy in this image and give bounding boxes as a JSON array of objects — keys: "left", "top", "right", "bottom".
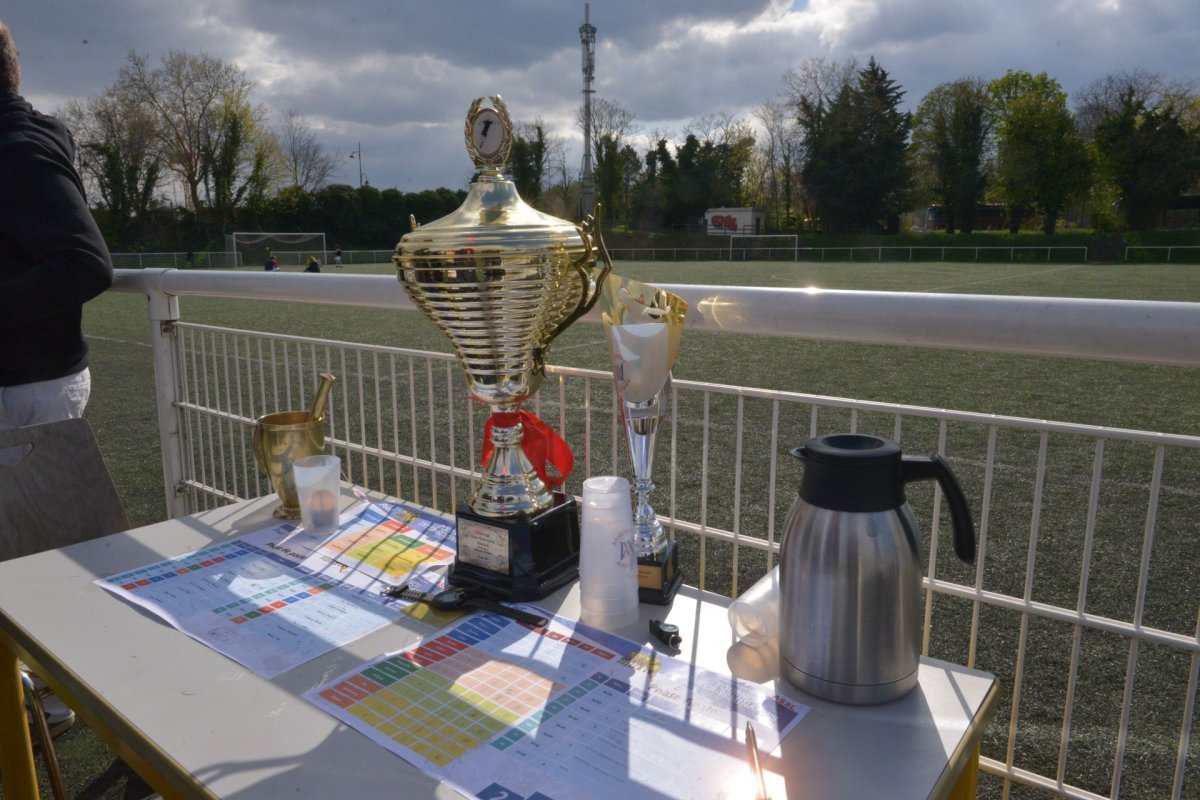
[{"left": 482, "top": 411, "right": 574, "bottom": 491}]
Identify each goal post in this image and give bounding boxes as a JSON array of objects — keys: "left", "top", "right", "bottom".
[
  {"left": 226, "top": 232, "right": 327, "bottom": 268},
  {"left": 729, "top": 234, "right": 800, "bottom": 262}
]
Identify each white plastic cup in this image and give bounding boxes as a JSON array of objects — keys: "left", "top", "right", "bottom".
[
  {"left": 292, "top": 455, "right": 341, "bottom": 535},
  {"left": 727, "top": 565, "right": 780, "bottom": 647},
  {"left": 579, "top": 476, "right": 639, "bottom": 629}
]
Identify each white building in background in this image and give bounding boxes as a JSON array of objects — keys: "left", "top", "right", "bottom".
[{"left": 705, "top": 207, "right": 765, "bottom": 235}]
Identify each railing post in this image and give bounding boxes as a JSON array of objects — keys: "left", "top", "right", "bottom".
[{"left": 142, "top": 270, "right": 190, "bottom": 519}]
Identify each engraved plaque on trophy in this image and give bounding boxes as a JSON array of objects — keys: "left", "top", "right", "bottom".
[
  {"left": 394, "top": 95, "right": 610, "bottom": 601},
  {"left": 600, "top": 274, "right": 687, "bottom": 604}
]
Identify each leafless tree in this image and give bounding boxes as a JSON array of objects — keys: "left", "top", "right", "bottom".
[
  {"left": 782, "top": 57, "right": 858, "bottom": 112},
  {"left": 576, "top": 96, "right": 638, "bottom": 146},
  {"left": 59, "top": 88, "right": 164, "bottom": 244},
  {"left": 542, "top": 133, "right": 576, "bottom": 219},
  {"left": 277, "top": 109, "right": 340, "bottom": 191},
  {"left": 753, "top": 100, "right": 802, "bottom": 228},
  {"left": 117, "top": 50, "right": 259, "bottom": 210},
  {"left": 1074, "top": 69, "right": 1197, "bottom": 138}
]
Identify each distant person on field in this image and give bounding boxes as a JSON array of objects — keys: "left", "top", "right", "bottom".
[
  {"left": 305, "top": 255, "right": 321, "bottom": 273},
  {"left": 334, "top": 245, "right": 343, "bottom": 268},
  {"left": 0, "top": 19, "right": 113, "bottom": 434},
  {"left": 264, "top": 254, "right": 279, "bottom": 271}
]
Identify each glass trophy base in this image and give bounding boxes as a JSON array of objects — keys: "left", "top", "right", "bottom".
[
  {"left": 450, "top": 493, "right": 580, "bottom": 602},
  {"left": 637, "top": 540, "right": 683, "bottom": 605}
]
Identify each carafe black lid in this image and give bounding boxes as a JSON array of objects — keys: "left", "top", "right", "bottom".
[
  {"left": 798, "top": 433, "right": 901, "bottom": 467},
  {"left": 793, "top": 433, "right": 904, "bottom": 512},
  {"left": 792, "top": 433, "right": 978, "bottom": 564}
]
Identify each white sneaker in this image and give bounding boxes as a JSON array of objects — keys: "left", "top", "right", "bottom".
[{"left": 21, "top": 667, "right": 76, "bottom": 739}]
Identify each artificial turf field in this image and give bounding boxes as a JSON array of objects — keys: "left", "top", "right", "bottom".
[{"left": 11, "top": 258, "right": 1200, "bottom": 799}]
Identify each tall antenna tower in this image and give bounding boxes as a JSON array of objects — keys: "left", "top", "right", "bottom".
[{"left": 579, "top": 3, "right": 596, "bottom": 219}]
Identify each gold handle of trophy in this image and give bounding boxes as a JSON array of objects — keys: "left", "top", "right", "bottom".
[{"left": 542, "top": 205, "right": 613, "bottom": 350}]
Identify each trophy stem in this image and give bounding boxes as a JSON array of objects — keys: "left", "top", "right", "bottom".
[
  {"left": 624, "top": 396, "right": 668, "bottom": 558},
  {"left": 474, "top": 409, "right": 554, "bottom": 518},
  {"left": 632, "top": 476, "right": 665, "bottom": 558}
]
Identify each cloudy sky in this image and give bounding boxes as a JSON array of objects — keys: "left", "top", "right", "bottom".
[{"left": 5, "top": 0, "right": 1199, "bottom": 194}]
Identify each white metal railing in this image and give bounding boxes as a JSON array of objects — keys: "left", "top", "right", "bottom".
[
  {"left": 1125, "top": 245, "right": 1200, "bottom": 263},
  {"left": 113, "top": 245, "right": 1100, "bottom": 270},
  {"left": 110, "top": 269, "right": 1200, "bottom": 799},
  {"left": 608, "top": 245, "right": 1090, "bottom": 262},
  {"left": 110, "top": 249, "right": 398, "bottom": 269},
  {"left": 110, "top": 251, "right": 238, "bottom": 269}
]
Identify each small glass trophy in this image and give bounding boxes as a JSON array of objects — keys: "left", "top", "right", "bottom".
[{"left": 600, "top": 274, "right": 687, "bottom": 604}]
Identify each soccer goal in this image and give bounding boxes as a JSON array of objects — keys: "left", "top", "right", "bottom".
[
  {"left": 728, "top": 234, "right": 800, "bottom": 262},
  {"left": 226, "top": 232, "right": 327, "bottom": 268}
]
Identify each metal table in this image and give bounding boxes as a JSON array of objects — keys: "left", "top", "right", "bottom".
[{"left": 0, "top": 490, "right": 997, "bottom": 799}]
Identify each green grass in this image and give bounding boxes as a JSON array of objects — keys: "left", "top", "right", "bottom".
[{"left": 16, "top": 259, "right": 1200, "bottom": 799}]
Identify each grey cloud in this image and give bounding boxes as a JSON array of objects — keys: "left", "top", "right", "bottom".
[{"left": 3, "top": 0, "right": 1198, "bottom": 191}]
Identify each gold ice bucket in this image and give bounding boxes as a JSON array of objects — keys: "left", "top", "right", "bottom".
[{"left": 251, "top": 410, "right": 325, "bottom": 518}]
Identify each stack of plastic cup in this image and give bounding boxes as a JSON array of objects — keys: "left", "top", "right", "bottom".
[
  {"left": 579, "top": 476, "right": 640, "bottom": 630},
  {"left": 727, "top": 564, "right": 780, "bottom": 647}
]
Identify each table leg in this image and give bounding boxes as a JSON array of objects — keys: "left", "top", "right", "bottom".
[
  {"left": 0, "top": 637, "right": 41, "bottom": 800},
  {"left": 947, "top": 741, "right": 981, "bottom": 800}
]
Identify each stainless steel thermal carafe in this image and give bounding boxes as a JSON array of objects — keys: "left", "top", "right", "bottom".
[{"left": 779, "top": 433, "right": 975, "bottom": 704}]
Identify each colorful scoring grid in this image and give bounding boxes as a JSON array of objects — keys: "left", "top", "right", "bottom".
[
  {"left": 318, "top": 614, "right": 619, "bottom": 768},
  {"left": 105, "top": 540, "right": 246, "bottom": 590},
  {"left": 103, "top": 540, "right": 338, "bottom": 624},
  {"left": 334, "top": 519, "right": 455, "bottom": 572}
]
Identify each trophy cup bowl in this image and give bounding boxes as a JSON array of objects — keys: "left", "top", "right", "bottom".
[
  {"left": 251, "top": 410, "right": 326, "bottom": 519},
  {"left": 394, "top": 96, "right": 608, "bottom": 601}
]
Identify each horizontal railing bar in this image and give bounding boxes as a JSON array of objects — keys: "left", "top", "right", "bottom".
[
  {"left": 175, "top": 324, "right": 1200, "bottom": 450},
  {"left": 113, "top": 269, "right": 1200, "bottom": 367},
  {"left": 979, "top": 757, "right": 1109, "bottom": 800},
  {"left": 177, "top": 479, "right": 241, "bottom": 504},
  {"left": 175, "top": 322, "right": 458, "bottom": 363},
  {"left": 928, "top": 578, "right": 1200, "bottom": 652}
]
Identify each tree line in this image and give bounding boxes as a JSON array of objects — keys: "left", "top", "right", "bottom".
[
  {"left": 64, "top": 50, "right": 1200, "bottom": 253},
  {"left": 565, "top": 58, "right": 1200, "bottom": 235},
  {"left": 62, "top": 50, "right": 465, "bottom": 251}
]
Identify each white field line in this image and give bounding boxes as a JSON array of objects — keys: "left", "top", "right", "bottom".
[
  {"left": 87, "top": 334, "right": 152, "bottom": 348},
  {"left": 920, "top": 263, "right": 1087, "bottom": 292}
]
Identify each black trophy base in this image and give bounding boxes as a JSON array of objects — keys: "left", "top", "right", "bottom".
[
  {"left": 637, "top": 540, "right": 683, "bottom": 605},
  {"left": 450, "top": 493, "right": 580, "bottom": 602}
]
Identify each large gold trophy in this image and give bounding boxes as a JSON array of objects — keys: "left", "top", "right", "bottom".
[{"left": 394, "top": 96, "right": 609, "bottom": 601}]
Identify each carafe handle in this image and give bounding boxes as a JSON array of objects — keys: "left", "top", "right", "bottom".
[{"left": 902, "top": 455, "right": 975, "bottom": 565}]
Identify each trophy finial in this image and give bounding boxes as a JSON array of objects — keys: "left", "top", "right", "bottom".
[{"left": 464, "top": 95, "right": 512, "bottom": 177}]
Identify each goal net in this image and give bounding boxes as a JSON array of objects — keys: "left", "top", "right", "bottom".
[
  {"left": 226, "top": 232, "right": 327, "bottom": 268},
  {"left": 728, "top": 234, "right": 800, "bottom": 262}
]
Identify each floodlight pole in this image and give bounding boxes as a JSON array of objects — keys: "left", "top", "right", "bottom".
[{"left": 349, "top": 142, "right": 363, "bottom": 188}]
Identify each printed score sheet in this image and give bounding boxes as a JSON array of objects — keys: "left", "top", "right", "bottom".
[
  {"left": 96, "top": 500, "right": 457, "bottom": 677},
  {"left": 307, "top": 609, "right": 809, "bottom": 800}
]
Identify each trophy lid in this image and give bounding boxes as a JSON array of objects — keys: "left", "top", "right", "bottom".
[{"left": 395, "top": 95, "right": 588, "bottom": 261}]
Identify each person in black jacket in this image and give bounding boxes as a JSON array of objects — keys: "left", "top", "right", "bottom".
[{"left": 0, "top": 20, "right": 113, "bottom": 434}]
